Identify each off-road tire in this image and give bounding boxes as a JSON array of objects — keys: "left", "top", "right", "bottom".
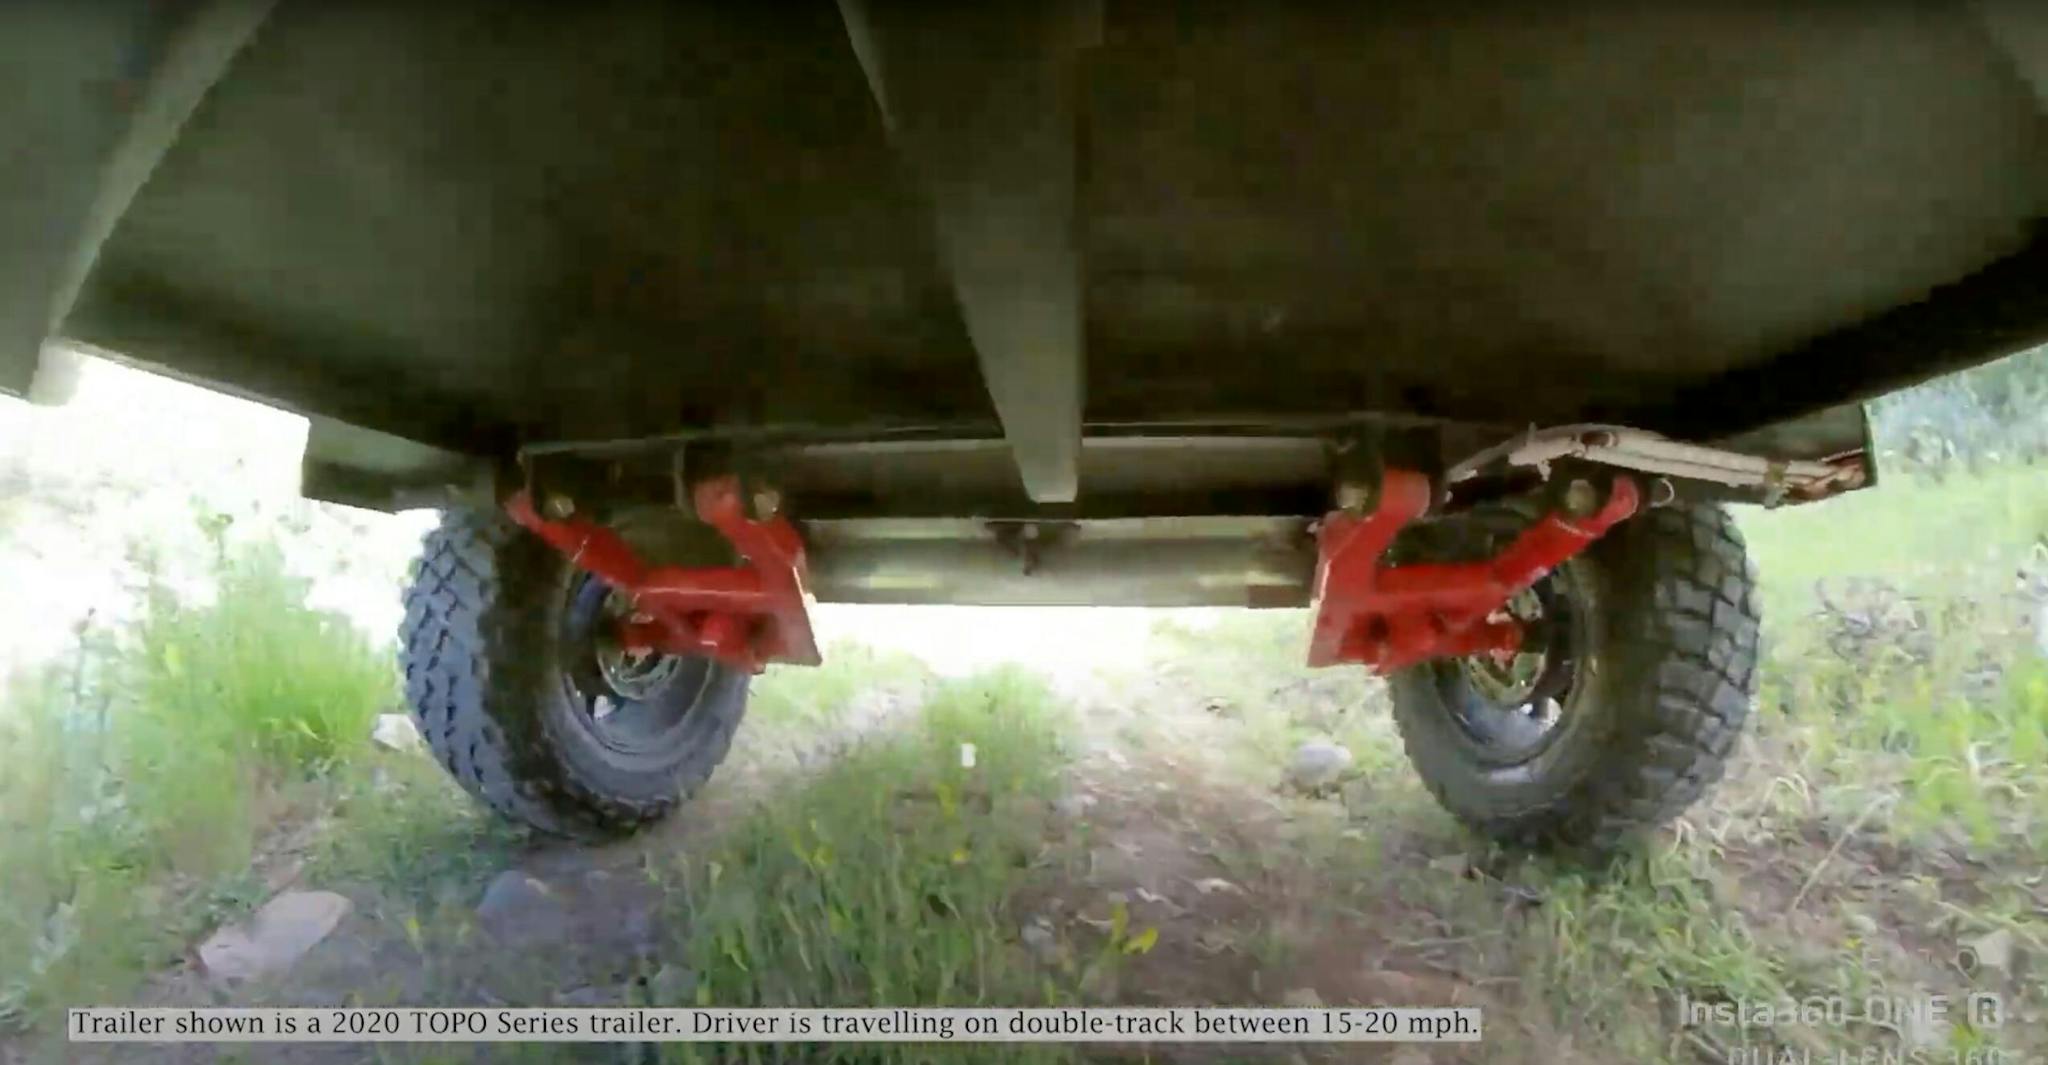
[
  {"left": 399, "top": 509, "right": 749, "bottom": 838},
  {"left": 1389, "top": 503, "right": 1759, "bottom": 852}
]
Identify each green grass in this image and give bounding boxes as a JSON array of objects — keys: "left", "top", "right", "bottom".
[
  {"left": 1740, "top": 463, "right": 2048, "bottom": 624},
  {"left": 1146, "top": 611, "right": 1401, "bottom": 782},
  {"left": 309, "top": 752, "right": 525, "bottom": 907},
  {"left": 748, "top": 640, "right": 934, "bottom": 732},
  {"left": 1488, "top": 464, "right": 2048, "bottom": 1059},
  {"left": 0, "top": 535, "right": 395, "bottom": 1033},
  {"left": 1519, "top": 850, "right": 1788, "bottom": 1059},
  {"left": 0, "top": 670, "right": 167, "bottom": 1032},
  {"left": 131, "top": 541, "right": 394, "bottom": 776},
  {"left": 1744, "top": 462, "right": 2048, "bottom": 575},
  {"left": 662, "top": 667, "right": 1080, "bottom": 1065},
  {"left": 1743, "top": 466, "right": 2048, "bottom": 857}
]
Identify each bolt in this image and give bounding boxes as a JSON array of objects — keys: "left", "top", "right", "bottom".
[
  {"left": 750, "top": 487, "right": 782, "bottom": 521},
  {"left": 542, "top": 493, "right": 576, "bottom": 520},
  {"left": 1647, "top": 477, "right": 1678, "bottom": 508},
  {"left": 1561, "top": 478, "right": 1600, "bottom": 517},
  {"left": 1334, "top": 480, "right": 1375, "bottom": 514}
]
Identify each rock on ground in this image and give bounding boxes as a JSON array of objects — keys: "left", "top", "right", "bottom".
[
  {"left": 476, "top": 871, "right": 573, "bottom": 945},
  {"left": 1020, "top": 919, "right": 1060, "bottom": 965},
  {"left": 1286, "top": 740, "right": 1353, "bottom": 794},
  {"left": 198, "top": 890, "right": 353, "bottom": 982},
  {"left": 370, "top": 713, "right": 422, "bottom": 751},
  {"left": 1052, "top": 791, "right": 1098, "bottom": 819}
]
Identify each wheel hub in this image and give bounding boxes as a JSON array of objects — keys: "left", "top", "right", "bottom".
[
  {"left": 1461, "top": 590, "right": 1547, "bottom": 703},
  {"left": 595, "top": 640, "right": 684, "bottom": 701},
  {"left": 587, "top": 589, "right": 684, "bottom": 700},
  {"left": 559, "top": 575, "right": 713, "bottom": 746},
  {"left": 1441, "top": 574, "right": 1582, "bottom": 762},
  {"left": 1462, "top": 651, "right": 1546, "bottom": 705}
]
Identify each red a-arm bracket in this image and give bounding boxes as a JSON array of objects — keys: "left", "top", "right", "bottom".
[
  {"left": 505, "top": 476, "right": 821, "bottom": 673},
  {"left": 1307, "top": 470, "right": 1639, "bottom": 673}
]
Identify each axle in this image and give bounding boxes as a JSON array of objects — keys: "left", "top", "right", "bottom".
[{"left": 505, "top": 464, "right": 1638, "bottom": 677}]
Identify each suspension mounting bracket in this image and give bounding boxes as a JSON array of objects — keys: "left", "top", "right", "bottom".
[
  {"left": 505, "top": 475, "right": 821, "bottom": 673},
  {"left": 1307, "top": 469, "right": 1640, "bottom": 673}
]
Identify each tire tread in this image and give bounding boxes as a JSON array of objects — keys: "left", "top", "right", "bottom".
[
  {"left": 1392, "top": 502, "right": 1761, "bottom": 851},
  {"left": 399, "top": 509, "right": 743, "bottom": 838}
]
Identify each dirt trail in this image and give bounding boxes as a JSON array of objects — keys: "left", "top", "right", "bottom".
[
  {"left": 76, "top": 659, "right": 1544, "bottom": 1065},
  {"left": 65, "top": 642, "right": 2041, "bottom": 1065}
]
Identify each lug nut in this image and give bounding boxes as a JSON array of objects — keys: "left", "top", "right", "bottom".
[
  {"left": 542, "top": 493, "right": 576, "bottom": 520},
  {"left": 1562, "top": 478, "right": 1600, "bottom": 517}
]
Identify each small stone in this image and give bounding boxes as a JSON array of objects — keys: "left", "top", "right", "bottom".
[
  {"left": 644, "top": 964, "right": 695, "bottom": 1004},
  {"left": 370, "top": 713, "right": 422, "bottom": 752},
  {"left": 1340, "top": 778, "right": 1374, "bottom": 817},
  {"left": 1191, "top": 877, "right": 1244, "bottom": 896},
  {"left": 1847, "top": 913, "right": 1880, "bottom": 936},
  {"left": 1281, "top": 987, "right": 1324, "bottom": 1008},
  {"left": 1053, "top": 793, "right": 1097, "bottom": 819},
  {"left": 476, "top": 871, "right": 571, "bottom": 944},
  {"left": 1429, "top": 853, "right": 1471, "bottom": 877},
  {"left": 198, "top": 891, "right": 353, "bottom": 982},
  {"left": 1021, "top": 920, "right": 1060, "bottom": 964},
  {"left": 1286, "top": 740, "right": 1353, "bottom": 794},
  {"left": 556, "top": 985, "right": 607, "bottom": 1007},
  {"left": 262, "top": 858, "right": 305, "bottom": 894},
  {"left": 621, "top": 906, "right": 662, "bottom": 959}
]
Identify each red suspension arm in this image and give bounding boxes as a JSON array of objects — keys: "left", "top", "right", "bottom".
[
  {"left": 506, "top": 476, "right": 821, "bottom": 673},
  {"left": 1307, "top": 471, "right": 1639, "bottom": 673}
]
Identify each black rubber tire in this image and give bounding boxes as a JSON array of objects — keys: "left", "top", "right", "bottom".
[
  {"left": 399, "top": 508, "right": 749, "bottom": 838},
  {"left": 1389, "top": 502, "right": 1760, "bottom": 852}
]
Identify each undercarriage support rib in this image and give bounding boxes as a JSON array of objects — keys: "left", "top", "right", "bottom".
[{"left": 835, "top": 0, "right": 1097, "bottom": 503}]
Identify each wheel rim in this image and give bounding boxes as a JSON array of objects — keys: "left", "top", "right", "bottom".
[
  {"left": 1431, "top": 567, "right": 1588, "bottom": 766},
  {"left": 557, "top": 574, "right": 715, "bottom": 754}
]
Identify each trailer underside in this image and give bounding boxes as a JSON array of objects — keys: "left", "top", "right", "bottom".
[{"left": 7, "top": 1, "right": 2048, "bottom": 610}]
